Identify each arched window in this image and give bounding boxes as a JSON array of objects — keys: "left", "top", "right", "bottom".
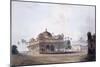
[
  {"left": 50, "top": 45, "right": 54, "bottom": 51},
  {"left": 46, "top": 45, "right": 50, "bottom": 49}
]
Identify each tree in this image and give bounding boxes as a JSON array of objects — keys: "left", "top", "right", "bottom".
[
  {"left": 87, "top": 32, "right": 92, "bottom": 41},
  {"left": 87, "top": 32, "right": 96, "bottom": 61},
  {"left": 12, "top": 45, "right": 19, "bottom": 55},
  {"left": 67, "top": 40, "right": 71, "bottom": 49}
]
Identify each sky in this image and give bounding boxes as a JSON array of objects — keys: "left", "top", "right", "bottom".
[{"left": 12, "top": 1, "right": 95, "bottom": 51}]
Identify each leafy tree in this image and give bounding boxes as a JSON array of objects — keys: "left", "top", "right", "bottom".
[{"left": 12, "top": 45, "right": 19, "bottom": 55}]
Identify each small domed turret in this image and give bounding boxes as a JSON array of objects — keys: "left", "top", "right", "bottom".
[{"left": 37, "top": 28, "right": 52, "bottom": 40}]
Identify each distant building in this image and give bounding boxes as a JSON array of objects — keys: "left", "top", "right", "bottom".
[{"left": 27, "top": 29, "right": 71, "bottom": 54}]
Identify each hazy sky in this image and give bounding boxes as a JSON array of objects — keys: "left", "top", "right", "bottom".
[{"left": 12, "top": 1, "right": 95, "bottom": 51}]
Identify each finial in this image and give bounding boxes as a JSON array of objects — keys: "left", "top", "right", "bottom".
[{"left": 45, "top": 28, "right": 47, "bottom": 32}]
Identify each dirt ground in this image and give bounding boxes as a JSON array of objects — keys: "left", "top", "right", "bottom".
[{"left": 11, "top": 51, "right": 88, "bottom": 66}]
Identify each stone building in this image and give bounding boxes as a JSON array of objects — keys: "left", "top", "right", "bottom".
[{"left": 27, "top": 29, "right": 71, "bottom": 54}]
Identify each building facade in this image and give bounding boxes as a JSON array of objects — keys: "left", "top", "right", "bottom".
[{"left": 28, "top": 29, "right": 71, "bottom": 54}]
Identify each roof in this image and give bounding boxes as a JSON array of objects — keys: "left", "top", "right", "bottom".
[{"left": 38, "top": 28, "right": 52, "bottom": 39}]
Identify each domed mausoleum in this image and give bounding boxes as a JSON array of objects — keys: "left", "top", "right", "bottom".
[{"left": 27, "top": 29, "right": 71, "bottom": 54}]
